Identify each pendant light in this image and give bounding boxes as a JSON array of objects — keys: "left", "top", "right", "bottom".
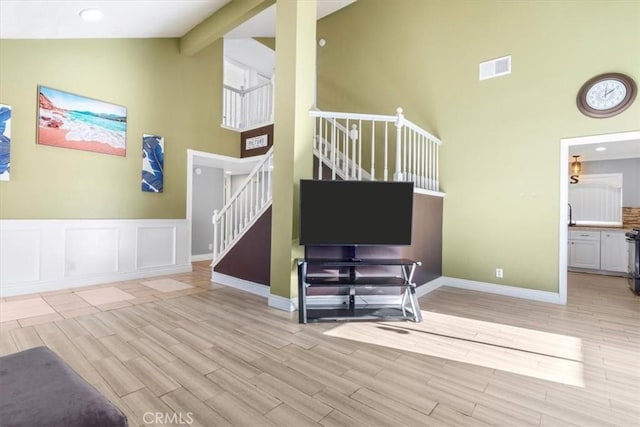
[{"left": 571, "top": 155, "right": 582, "bottom": 175}]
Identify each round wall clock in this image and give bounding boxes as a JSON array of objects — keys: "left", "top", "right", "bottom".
[{"left": 577, "top": 72, "right": 637, "bottom": 118}]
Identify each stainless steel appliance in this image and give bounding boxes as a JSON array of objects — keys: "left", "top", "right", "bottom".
[{"left": 626, "top": 228, "right": 640, "bottom": 295}]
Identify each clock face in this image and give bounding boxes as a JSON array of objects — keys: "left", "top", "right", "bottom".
[
  {"left": 585, "top": 79, "right": 627, "bottom": 110},
  {"left": 577, "top": 73, "right": 637, "bottom": 118}
]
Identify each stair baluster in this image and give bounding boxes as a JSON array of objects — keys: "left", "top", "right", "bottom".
[
  {"left": 211, "top": 147, "right": 274, "bottom": 267},
  {"left": 310, "top": 107, "right": 441, "bottom": 191}
]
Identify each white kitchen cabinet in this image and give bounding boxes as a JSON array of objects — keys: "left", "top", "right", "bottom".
[
  {"left": 569, "top": 239, "right": 601, "bottom": 269},
  {"left": 601, "top": 231, "right": 629, "bottom": 273}
]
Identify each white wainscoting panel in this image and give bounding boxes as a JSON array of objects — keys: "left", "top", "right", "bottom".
[
  {"left": 66, "top": 227, "right": 119, "bottom": 276},
  {"left": 137, "top": 226, "right": 176, "bottom": 269},
  {"left": 0, "top": 229, "right": 41, "bottom": 284},
  {"left": 0, "top": 219, "right": 191, "bottom": 297}
]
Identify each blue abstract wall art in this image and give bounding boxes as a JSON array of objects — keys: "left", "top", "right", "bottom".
[
  {"left": 142, "top": 134, "right": 164, "bottom": 192},
  {"left": 0, "top": 104, "right": 11, "bottom": 182}
]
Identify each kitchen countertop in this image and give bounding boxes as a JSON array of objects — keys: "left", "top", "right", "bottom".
[{"left": 568, "top": 225, "right": 636, "bottom": 233}]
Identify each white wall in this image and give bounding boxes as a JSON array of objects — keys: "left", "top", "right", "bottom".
[
  {"left": 582, "top": 158, "right": 640, "bottom": 207},
  {"left": 192, "top": 166, "right": 224, "bottom": 256},
  {"left": 0, "top": 219, "right": 191, "bottom": 297},
  {"left": 230, "top": 173, "right": 250, "bottom": 196},
  {"left": 224, "top": 60, "right": 248, "bottom": 89}
]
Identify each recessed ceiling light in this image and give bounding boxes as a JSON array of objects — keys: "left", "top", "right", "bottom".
[
  {"left": 595, "top": 147, "right": 606, "bottom": 152},
  {"left": 79, "top": 8, "right": 103, "bottom": 21}
]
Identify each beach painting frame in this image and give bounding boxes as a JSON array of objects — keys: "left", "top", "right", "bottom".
[
  {"left": 37, "top": 86, "right": 127, "bottom": 156},
  {"left": 141, "top": 134, "right": 164, "bottom": 193},
  {"left": 0, "top": 104, "right": 11, "bottom": 181}
]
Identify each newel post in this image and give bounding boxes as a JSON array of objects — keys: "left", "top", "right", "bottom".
[
  {"left": 240, "top": 85, "right": 246, "bottom": 129},
  {"left": 212, "top": 210, "right": 219, "bottom": 260},
  {"left": 394, "top": 107, "right": 404, "bottom": 181},
  {"left": 349, "top": 124, "right": 359, "bottom": 179}
]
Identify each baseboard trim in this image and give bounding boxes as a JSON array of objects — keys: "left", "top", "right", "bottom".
[
  {"left": 416, "top": 276, "right": 445, "bottom": 297},
  {"left": 568, "top": 267, "right": 626, "bottom": 278},
  {"left": 268, "top": 294, "right": 297, "bottom": 312},
  {"left": 211, "top": 272, "right": 269, "bottom": 298},
  {"left": 209, "top": 272, "right": 299, "bottom": 312},
  {"left": 442, "top": 277, "right": 563, "bottom": 304},
  {"left": 207, "top": 273, "right": 561, "bottom": 312},
  {"left": 191, "top": 253, "right": 213, "bottom": 262}
]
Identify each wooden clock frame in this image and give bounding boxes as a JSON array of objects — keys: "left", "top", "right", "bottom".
[{"left": 576, "top": 72, "right": 637, "bottom": 118}]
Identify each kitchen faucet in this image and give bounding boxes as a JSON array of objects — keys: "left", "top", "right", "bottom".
[{"left": 568, "top": 203, "right": 576, "bottom": 226}]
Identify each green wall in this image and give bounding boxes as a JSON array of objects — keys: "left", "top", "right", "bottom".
[
  {"left": 0, "top": 38, "right": 238, "bottom": 219},
  {"left": 317, "top": 0, "right": 640, "bottom": 292},
  {"left": 254, "top": 37, "right": 276, "bottom": 51}
]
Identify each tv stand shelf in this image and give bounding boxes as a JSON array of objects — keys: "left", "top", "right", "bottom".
[
  {"left": 305, "top": 276, "right": 407, "bottom": 286},
  {"left": 297, "top": 258, "right": 422, "bottom": 324}
]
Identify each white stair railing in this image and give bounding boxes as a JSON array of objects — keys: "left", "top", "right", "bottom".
[
  {"left": 309, "top": 108, "right": 442, "bottom": 192},
  {"left": 311, "top": 116, "right": 371, "bottom": 181},
  {"left": 222, "top": 82, "right": 273, "bottom": 131},
  {"left": 212, "top": 147, "right": 273, "bottom": 267}
]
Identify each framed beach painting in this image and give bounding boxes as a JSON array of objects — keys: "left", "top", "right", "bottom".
[
  {"left": 141, "top": 134, "right": 164, "bottom": 192},
  {"left": 0, "top": 104, "right": 10, "bottom": 181},
  {"left": 37, "top": 86, "right": 127, "bottom": 156}
]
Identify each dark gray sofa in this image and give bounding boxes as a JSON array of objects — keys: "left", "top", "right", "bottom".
[{"left": 0, "top": 346, "right": 128, "bottom": 427}]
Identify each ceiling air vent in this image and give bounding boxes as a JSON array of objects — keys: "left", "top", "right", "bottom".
[{"left": 479, "top": 55, "right": 511, "bottom": 81}]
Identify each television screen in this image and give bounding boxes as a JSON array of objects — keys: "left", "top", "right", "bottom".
[{"left": 299, "top": 180, "right": 414, "bottom": 246}]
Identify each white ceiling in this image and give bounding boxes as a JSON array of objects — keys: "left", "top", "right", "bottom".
[
  {"left": 225, "top": 38, "right": 275, "bottom": 77},
  {"left": 570, "top": 139, "right": 640, "bottom": 162},
  {"left": 0, "top": 0, "right": 356, "bottom": 39},
  {"left": 0, "top": 0, "right": 230, "bottom": 39}
]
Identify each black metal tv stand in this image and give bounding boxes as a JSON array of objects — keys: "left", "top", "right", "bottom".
[{"left": 296, "top": 257, "right": 423, "bottom": 324}]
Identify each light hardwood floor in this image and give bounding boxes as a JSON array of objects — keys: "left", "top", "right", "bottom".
[{"left": 1, "top": 264, "right": 638, "bottom": 426}]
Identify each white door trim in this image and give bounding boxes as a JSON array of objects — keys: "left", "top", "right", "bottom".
[
  {"left": 559, "top": 130, "right": 640, "bottom": 305},
  {"left": 186, "top": 149, "right": 265, "bottom": 262},
  {"left": 186, "top": 150, "right": 195, "bottom": 262}
]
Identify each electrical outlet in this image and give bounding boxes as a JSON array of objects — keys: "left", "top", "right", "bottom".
[
  {"left": 208, "top": 243, "right": 213, "bottom": 250},
  {"left": 496, "top": 268, "right": 503, "bottom": 278}
]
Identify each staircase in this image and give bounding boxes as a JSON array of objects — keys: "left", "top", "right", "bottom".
[
  {"left": 311, "top": 118, "right": 371, "bottom": 181},
  {"left": 211, "top": 147, "right": 273, "bottom": 267},
  {"left": 211, "top": 107, "right": 442, "bottom": 268}
]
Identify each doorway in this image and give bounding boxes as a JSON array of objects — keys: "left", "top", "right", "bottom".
[
  {"left": 186, "top": 150, "right": 264, "bottom": 262},
  {"left": 559, "top": 130, "right": 640, "bottom": 304}
]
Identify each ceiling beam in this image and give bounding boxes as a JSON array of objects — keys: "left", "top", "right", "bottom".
[{"left": 180, "top": 0, "right": 276, "bottom": 56}]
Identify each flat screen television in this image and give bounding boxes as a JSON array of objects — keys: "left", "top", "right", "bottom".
[{"left": 299, "top": 180, "right": 414, "bottom": 246}]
